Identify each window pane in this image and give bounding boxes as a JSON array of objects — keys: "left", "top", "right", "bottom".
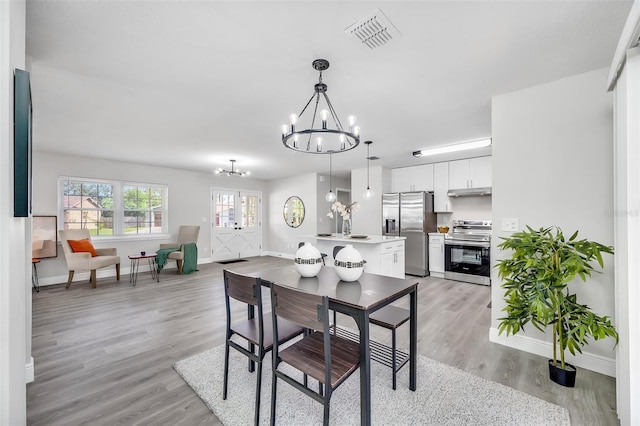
[
  {"left": 122, "top": 185, "right": 163, "bottom": 234},
  {"left": 215, "top": 193, "right": 235, "bottom": 228},
  {"left": 242, "top": 195, "right": 258, "bottom": 228},
  {"left": 62, "top": 180, "right": 115, "bottom": 232}
]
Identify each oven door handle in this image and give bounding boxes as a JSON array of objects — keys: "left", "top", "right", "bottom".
[{"left": 445, "top": 240, "right": 491, "bottom": 248}]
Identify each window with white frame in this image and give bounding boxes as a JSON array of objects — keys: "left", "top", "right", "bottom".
[{"left": 59, "top": 177, "right": 168, "bottom": 237}]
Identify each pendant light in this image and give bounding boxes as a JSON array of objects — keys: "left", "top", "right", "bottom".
[
  {"left": 363, "top": 141, "right": 374, "bottom": 200},
  {"left": 326, "top": 152, "right": 337, "bottom": 202}
]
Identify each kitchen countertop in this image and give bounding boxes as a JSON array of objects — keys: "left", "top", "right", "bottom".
[{"left": 303, "top": 234, "right": 406, "bottom": 244}]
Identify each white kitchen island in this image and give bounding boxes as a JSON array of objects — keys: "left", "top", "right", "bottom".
[{"left": 302, "top": 234, "right": 406, "bottom": 279}]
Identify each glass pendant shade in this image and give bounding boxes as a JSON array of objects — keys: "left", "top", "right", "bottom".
[
  {"left": 325, "top": 191, "right": 337, "bottom": 202},
  {"left": 363, "top": 187, "right": 374, "bottom": 200}
]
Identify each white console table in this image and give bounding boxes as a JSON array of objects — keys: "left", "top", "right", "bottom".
[{"left": 302, "top": 234, "right": 406, "bottom": 279}]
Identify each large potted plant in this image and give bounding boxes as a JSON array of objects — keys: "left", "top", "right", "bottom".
[{"left": 496, "top": 226, "right": 618, "bottom": 387}]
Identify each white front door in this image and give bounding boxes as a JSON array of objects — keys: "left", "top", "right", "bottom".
[{"left": 211, "top": 188, "right": 262, "bottom": 261}]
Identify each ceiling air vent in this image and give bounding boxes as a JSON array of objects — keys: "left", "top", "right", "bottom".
[{"left": 345, "top": 9, "right": 401, "bottom": 50}]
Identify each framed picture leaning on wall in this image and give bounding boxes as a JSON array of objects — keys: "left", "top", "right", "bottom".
[{"left": 32, "top": 216, "right": 57, "bottom": 259}]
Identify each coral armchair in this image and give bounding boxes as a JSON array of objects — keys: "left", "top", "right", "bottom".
[
  {"left": 59, "top": 229, "right": 121, "bottom": 289},
  {"left": 159, "top": 225, "right": 200, "bottom": 274}
]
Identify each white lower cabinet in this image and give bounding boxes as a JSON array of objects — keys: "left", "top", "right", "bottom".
[
  {"left": 380, "top": 241, "right": 405, "bottom": 279},
  {"left": 429, "top": 234, "right": 445, "bottom": 278}
]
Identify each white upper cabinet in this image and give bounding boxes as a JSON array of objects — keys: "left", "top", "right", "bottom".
[
  {"left": 433, "top": 162, "right": 452, "bottom": 212},
  {"left": 448, "top": 156, "right": 492, "bottom": 189},
  {"left": 391, "top": 164, "right": 434, "bottom": 193}
]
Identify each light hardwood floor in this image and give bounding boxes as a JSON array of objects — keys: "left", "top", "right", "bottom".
[{"left": 27, "top": 256, "right": 618, "bottom": 425}]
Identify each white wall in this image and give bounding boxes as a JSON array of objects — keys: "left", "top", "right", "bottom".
[
  {"left": 449, "top": 196, "right": 492, "bottom": 223},
  {"left": 317, "top": 173, "right": 349, "bottom": 234},
  {"left": 266, "top": 173, "right": 318, "bottom": 256},
  {"left": 1, "top": 0, "right": 28, "bottom": 424},
  {"left": 351, "top": 165, "right": 388, "bottom": 235},
  {"left": 491, "top": 67, "right": 617, "bottom": 375},
  {"left": 31, "top": 150, "right": 268, "bottom": 284}
]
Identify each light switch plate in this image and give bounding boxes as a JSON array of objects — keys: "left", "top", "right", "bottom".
[{"left": 502, "top": 218, "right": 519, "bottom": 232}]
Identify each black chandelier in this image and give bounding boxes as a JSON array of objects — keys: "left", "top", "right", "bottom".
[
  {"left": 281, "top": 59, "right": 360, "bottom": 154},
  {"left": 215, "top": 160, "right": 249, "bottom": 176}
]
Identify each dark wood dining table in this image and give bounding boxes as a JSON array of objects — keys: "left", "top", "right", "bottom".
[{"left": 252, "top": 265, "right": 418, "bottom": 426}]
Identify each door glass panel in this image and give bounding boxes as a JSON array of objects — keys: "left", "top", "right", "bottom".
[
  {"left": 242, "top": 194, "right": 258, "bottom": 228},
  {"left": 215, "top": 193, "right": 235, "bottom": 227}
]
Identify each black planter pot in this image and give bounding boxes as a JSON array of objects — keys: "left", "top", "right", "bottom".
[{"left": 548, "top": 359, "right": 576, "bottom": 387}]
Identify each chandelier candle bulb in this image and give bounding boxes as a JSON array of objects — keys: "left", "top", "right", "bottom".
[
  {"left": 340, "top": 134, "right": 346, "bottom": 150},
  {"left": 320, "top": 109, "right": 329, "bottom": 129},
  {"left": 281, "top": 124, "right": 288, "bottom": 136},
  {"left": 317, "top": 137, "right": 322, "bottom": 152}
]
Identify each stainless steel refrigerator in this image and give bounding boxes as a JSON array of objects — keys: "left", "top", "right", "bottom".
[{"left": 382, "top": 191, "right": 436, "bottom": 276}]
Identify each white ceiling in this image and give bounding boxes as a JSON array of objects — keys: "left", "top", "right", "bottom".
[{"left": 26, "top": 1, "right": 632, "bottom": 181}]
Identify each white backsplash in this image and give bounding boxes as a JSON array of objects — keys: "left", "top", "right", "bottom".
[{"left": 436, "top": 196, "right": 492, "bottom": 226}]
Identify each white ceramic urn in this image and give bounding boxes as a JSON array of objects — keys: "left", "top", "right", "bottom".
[
  {"left": 294, "top": 242, "right": 323, "bottom": 277},
  {"left": 334, "top": 244, "right": 365, "bottom": 282}
]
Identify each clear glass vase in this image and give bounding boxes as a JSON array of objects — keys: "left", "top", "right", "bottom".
[{"left": 342, "top": 218, "right": 352, "bottom": 237}]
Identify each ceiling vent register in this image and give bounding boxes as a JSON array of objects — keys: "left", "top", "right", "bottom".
[{"left": 345, "top": 8, "right": 401, "bottom": 50}]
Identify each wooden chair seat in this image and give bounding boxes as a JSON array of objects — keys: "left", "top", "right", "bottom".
[
  {"left": 369, "top": 304, "right": 410, "bottom": 390},
  {"left": 370, "top": 305, "right": 410, "bottom": 330},
  {"left": 231, "top": 315, "right": 304, "bottom": 352},
  {"left": 279, "top": 331, "right": 360, "bottom": 388}
]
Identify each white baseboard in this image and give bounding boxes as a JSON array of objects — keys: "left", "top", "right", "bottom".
[
  {"left": 489, "top": 327, "right": 616, "bottom": 377},
  {"left": 25, "top": 356, "right": 34, "bottom": 383},
  {"left": 37, "top": 257, "right": 213, "bottom": 287},
  {"left": 262, "top": 251, "right": 295, "bottom": 260}
]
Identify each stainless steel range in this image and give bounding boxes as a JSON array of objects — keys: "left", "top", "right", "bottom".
[{"left": 444, "top": 220, "right": 491, "bottom": 285}]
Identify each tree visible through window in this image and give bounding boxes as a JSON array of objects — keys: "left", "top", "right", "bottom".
[
  {"left": 60, "top": 177, "right": 167, "bottom": 237},
  {"left": 123, "top": 186, "right": 163, "bottom": 234},
  {"left": 62, "top": 181, "right": 114, "bottom": 235}
]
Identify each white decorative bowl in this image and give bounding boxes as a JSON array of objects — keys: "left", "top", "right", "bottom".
[
  {"left": 334, "top": 244, "right": 365, "bottom": 282},
  {"left": 294, "top": 242, "right": 323, "bottom": 277}
]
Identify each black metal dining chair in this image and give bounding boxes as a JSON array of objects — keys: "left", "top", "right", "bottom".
[
  {"left": 269, "top": 282, "right": 360, "bottom": 426},
  {"left": 333, "top": 244, "right": 410, "bottom": 390},
  {"left": 222, "top": 269, "right": 304, "bottom": 426}
]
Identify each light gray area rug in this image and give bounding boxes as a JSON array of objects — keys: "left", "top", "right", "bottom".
[{"left": 174, "top": 343, "right": 570, "bottom": 426}]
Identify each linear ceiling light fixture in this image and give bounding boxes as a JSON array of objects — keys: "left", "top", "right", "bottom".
[
  {"left": 412, "top": 138, "right": 492, "bottom": 157},
  {"left": 282, "top": 59, "right": 360, "bottom": 154},
  {"left": 215, "top": 159, "right": 249, "bottom": 176}
]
